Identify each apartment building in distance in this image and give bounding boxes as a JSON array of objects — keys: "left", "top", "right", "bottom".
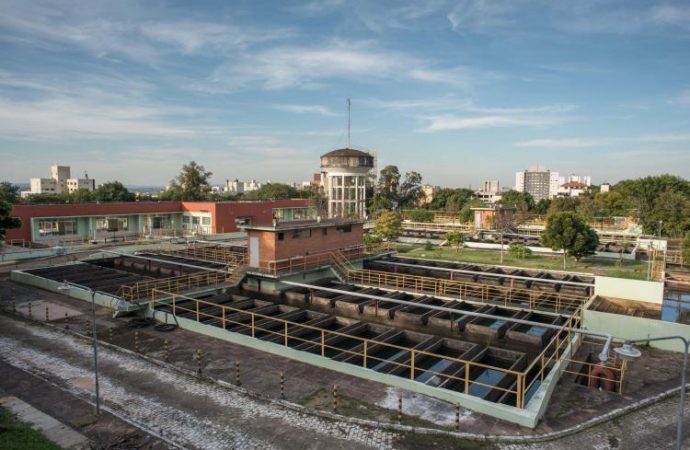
[
  {"left": 24, "top": 164, "right": 95, "bottom": 197},
  {"left": 476, "top": 180, "right": 503, "bottom": 203},
  {"left": 515, "top": 166, "right": 560, "bottom": 202}
]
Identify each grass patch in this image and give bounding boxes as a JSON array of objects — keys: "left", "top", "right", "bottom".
[
  {"left": 405, "top": 247, "right": 648, "bottom": 280},
  {"left": 299, "top": 388, "right": 446, "bottom": 429},
  {"left": 0, "top": 406, "right": 63, "bottom": 450}
]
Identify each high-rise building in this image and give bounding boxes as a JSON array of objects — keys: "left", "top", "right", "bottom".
[
  {"left": 25, "top": 164, "right": 95, "bottom": 197},
  {"left": 319, "top": 148, "right": 375, "bottom": 219},
  {"left": 476, "top": 180, "right": 502, "bottom": 203},
  {"left": 515, "top": 165, "right": 560, "bottom": 202}
]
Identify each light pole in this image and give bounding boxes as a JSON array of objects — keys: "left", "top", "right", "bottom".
[
  {"left": 615, "top": 337, "right": 689, "bottom": 450},
  {"left": 58, "top": 281, "right": 101, "bottom": 416}
]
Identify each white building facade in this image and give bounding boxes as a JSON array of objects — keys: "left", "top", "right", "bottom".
[
  {"left": 26, "top": 164, "right": 95, "bottom": 197},
  {"left": 320, "top": 148, "right": 375, "bottom": 219}
]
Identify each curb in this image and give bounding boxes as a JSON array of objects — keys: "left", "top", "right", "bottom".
[{"left": 7, "top": 310, "right": 689, "bottom": 445}]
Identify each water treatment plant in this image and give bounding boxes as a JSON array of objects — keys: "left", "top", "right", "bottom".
[{"left": 8, "top": 208, "right": 686, "bottom": 434}]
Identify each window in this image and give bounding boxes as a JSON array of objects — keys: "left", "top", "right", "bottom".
[
  {"left": 192, "top": 216, "right": 200, "bottom": 225},
  {"left": 292, "top": 229, "right": 311, "bottom": 239},
  {"left": 278, "top": 232, "right": 284, "bottom": 241},
  {"left": 37, "top": 219, "right": 77, "bottom": 237},
  {"left": 96, "top": 217, "right": 128, "bottom": 232},
  {"left": 335, "top": 224, "right": 352, "bottom": 233},
  {"left": 202, "top": 217, "right": 211, "bottom": 225},
  {"left": 182, "top": 216, "right": 190, "bottom": 224},
  {"left": 322, "top": 228, "right": 328, "bottom": 236}
]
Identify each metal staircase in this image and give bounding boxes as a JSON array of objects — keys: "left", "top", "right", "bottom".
[
  {"left": 329, "top": 250, "right": 355, "bottom": 282},
  {"left": 228, "top": 264, "right": 248, "bottom": 287}
]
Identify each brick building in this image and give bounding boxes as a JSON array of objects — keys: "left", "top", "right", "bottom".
[
  {"left": 6, "top": 200, "right": 309, "bottom": 245},
  {"left": 244, "top": 219, "right": 364, "bottom": 269}
]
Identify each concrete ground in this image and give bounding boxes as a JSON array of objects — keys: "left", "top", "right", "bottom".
[{"left": 2, "top": 272, "right": 690, "bottom": 449}]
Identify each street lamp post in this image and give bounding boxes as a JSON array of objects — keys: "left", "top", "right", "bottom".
[
  {"left": 615, "top": 337, "right": 689, "bottom": 450},
  {"left": 58, "top": 281, "right": 101, "bottom": 416}
]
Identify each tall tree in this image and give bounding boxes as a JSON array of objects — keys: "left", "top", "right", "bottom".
[
  {"left": 541, "top": 212, "right": 599, "bottom": 269},
  {"left": 377, "top": 165, "right": 401, "bottom": 200},
  {"left": 0, "top": 182, "right": 20, "bottom": 204},
  {"left": 246, "top": 183, "right": 299, "bottom": 200},
  {"left": 176, "top": 161, "right": 213, "bottom": 201},
  {"left": 374, "top": 210, "right": 402, "bottom": 241},
  {"left": 94, "top": 181, "right": 135, "bottom": 202},
  {"left": 0, "top": 200, "right": 21, "bottom": 242},
  {"left": 398, "top": 171, "right": 423, "bottom": 209}
]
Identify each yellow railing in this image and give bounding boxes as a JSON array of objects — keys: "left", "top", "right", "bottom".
[
  {"left": 162, "top": 246, "right": 247, "bottom": 267},
  {"left": 347, "top": 269, "right": 589, "bottom": 314},
  {"left": 666, "top": 250, "right": 684, "bottom": 267},
  {"left": 260, "top": 246, "right": 366, "bottom": 275},
  {"left": 119, "top": 271, "right": 230, "bottom": 301},
  {"left": 403, "top": 221, "right": 475, "bottom": 233},
  {"left": 151, "top": 289, "right": 526, "bottom": 405}
]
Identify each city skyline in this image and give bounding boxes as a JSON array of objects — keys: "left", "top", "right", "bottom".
[{"left": 1, "top": 0, "right": 690, "bottom": 187}]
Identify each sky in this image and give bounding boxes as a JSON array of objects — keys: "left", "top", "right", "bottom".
[{"left": 0, "top": 0, "right": 689, "bottom": 189}]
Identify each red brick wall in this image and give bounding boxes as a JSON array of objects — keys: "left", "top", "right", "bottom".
[
  {"left": 6, "top": 202, "right": 182, "bottom": 242},
  {"left": 201, "top": 199, "right": 309, "bottom": 233},
  {"left": 248, "top": 222, "right": 363, "bottom": 267},
  {"left": 6, "top": 199, "right": 310, "bottom": 242}
]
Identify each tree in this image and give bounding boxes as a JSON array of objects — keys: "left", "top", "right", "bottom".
[
  {"left": 377, "top": 165, "right": 401, "bottom": 200},
  {"left": 0, "top": 200, "right": 21, "bottom": 242},
  {"left": 176, "top": 161, "right": 213, "bottom": 201},
  {"left": 444, "top": 231, "right": 464, "bottom": 252},
  {"left": 69, "top": 188, "right": 93, "bottom": 203},
  {"left": 426, "top": 188, "right": 474, "bottom": 213},
  {"left": 508, "top": 242, "right": 532, "bottom": 259},
  {"left": 541, "top": 212, "right": 599, "bottom": 269},
  {"left": 374, "top": 210, "right": 402, "bottom": 241},
  {"left": 246, "top": 183, "right": 299, "bottom": 200},
  {"left": 499, "top": 190, "right": 534, "bottom": 223},
  {"left": 398, "top": 171, "right": 423, "bottom": 209},
  {"left": 94, "top": 181, "right": 135, "bottom": 202},
  {"left": 499, "top": 190, "right": 535, "bottom": 211},
  {"left": 408, "top": 209, "right": 434, "bottom": 222},
  {"left": 0, "top": 182, "right": 20, "bottom": 204}
]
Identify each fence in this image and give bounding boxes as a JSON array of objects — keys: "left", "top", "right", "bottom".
[
  {"left": 402, "top": 221, "right": 475, "bottom": 233},
  {"left": 347, "top": 269, "right": 589, "bottom": 314},
  {"left": 119, "top": 271, "right": 230, "bottom": 301},
  {"left": 151, "top": 289, "right": 526, "bottom": 406},
  {"left": 150, "top": 289, "right": 598, "bottom": 408},
  {"left": 158, "top": 245, "right": 247, "bottom": 267}
]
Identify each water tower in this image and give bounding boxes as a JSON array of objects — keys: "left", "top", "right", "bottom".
[{"left": 319, "top": 148, "right": 374, "bottom": 219}]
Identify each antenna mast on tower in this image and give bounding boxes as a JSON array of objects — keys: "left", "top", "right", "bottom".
[{"left": 347, "top": 97, "right": 351, "bottom": 148}]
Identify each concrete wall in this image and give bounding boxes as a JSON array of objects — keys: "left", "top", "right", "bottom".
[
  {"left": 594, "top": 276, "right": 664, "bottom": 304},
  {"left": 9, "top": 269, "right": 133, "bottom": 312},
  {"left": 583, "top": 309, "right": 690, "bottom": 353}
]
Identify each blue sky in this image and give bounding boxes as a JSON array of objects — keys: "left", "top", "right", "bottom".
[{"left": 0, "top": 0, "right": 689, "bottom": 188}]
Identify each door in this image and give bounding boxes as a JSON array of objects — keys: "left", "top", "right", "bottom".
[{"left": 249, "top": 236, "right": 260, "bottom": 267}]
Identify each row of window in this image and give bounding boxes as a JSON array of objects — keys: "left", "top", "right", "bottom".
[
  {"left": 277, "top": 224, "right": 352, "bottom": 241},
  {"left": 182, "top": 216, "right": 211, "bottom": 225}
]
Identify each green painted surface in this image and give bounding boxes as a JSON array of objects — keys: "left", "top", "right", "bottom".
[{"left": 583, "top": 309, "right": 690, "bottom": 353}]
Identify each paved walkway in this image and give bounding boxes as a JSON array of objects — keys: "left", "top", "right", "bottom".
[
  {"left": 0, "top": 395, "right": 90, "bottom": 449},
  {"left": 0, "top": 314, "right": 396, "bottom": 450}
]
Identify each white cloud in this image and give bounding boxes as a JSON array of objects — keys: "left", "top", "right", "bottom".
[
  {"left": 421, "top": 114, "right": 557, "bottom": 131},
  {"left": 447, "top": 0, "right": 518, "bottom": 33},
  {"left": 274, "top": 104, "right": 337, "bottom": 116},
  {"left": 139, "top": 21, "right": 294, "bottom": 54},
  {"left": 207, "top": 41, "right": 413, "bottom": 91},
  {"left": 670, "top": 88, "right": 690, "bottom": 107},
  {"left": 515, "top": 134, "right": 690, "bottom": 148},
  {"left": 516, "top": 138, "right": 602, "bottom": 148}
]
